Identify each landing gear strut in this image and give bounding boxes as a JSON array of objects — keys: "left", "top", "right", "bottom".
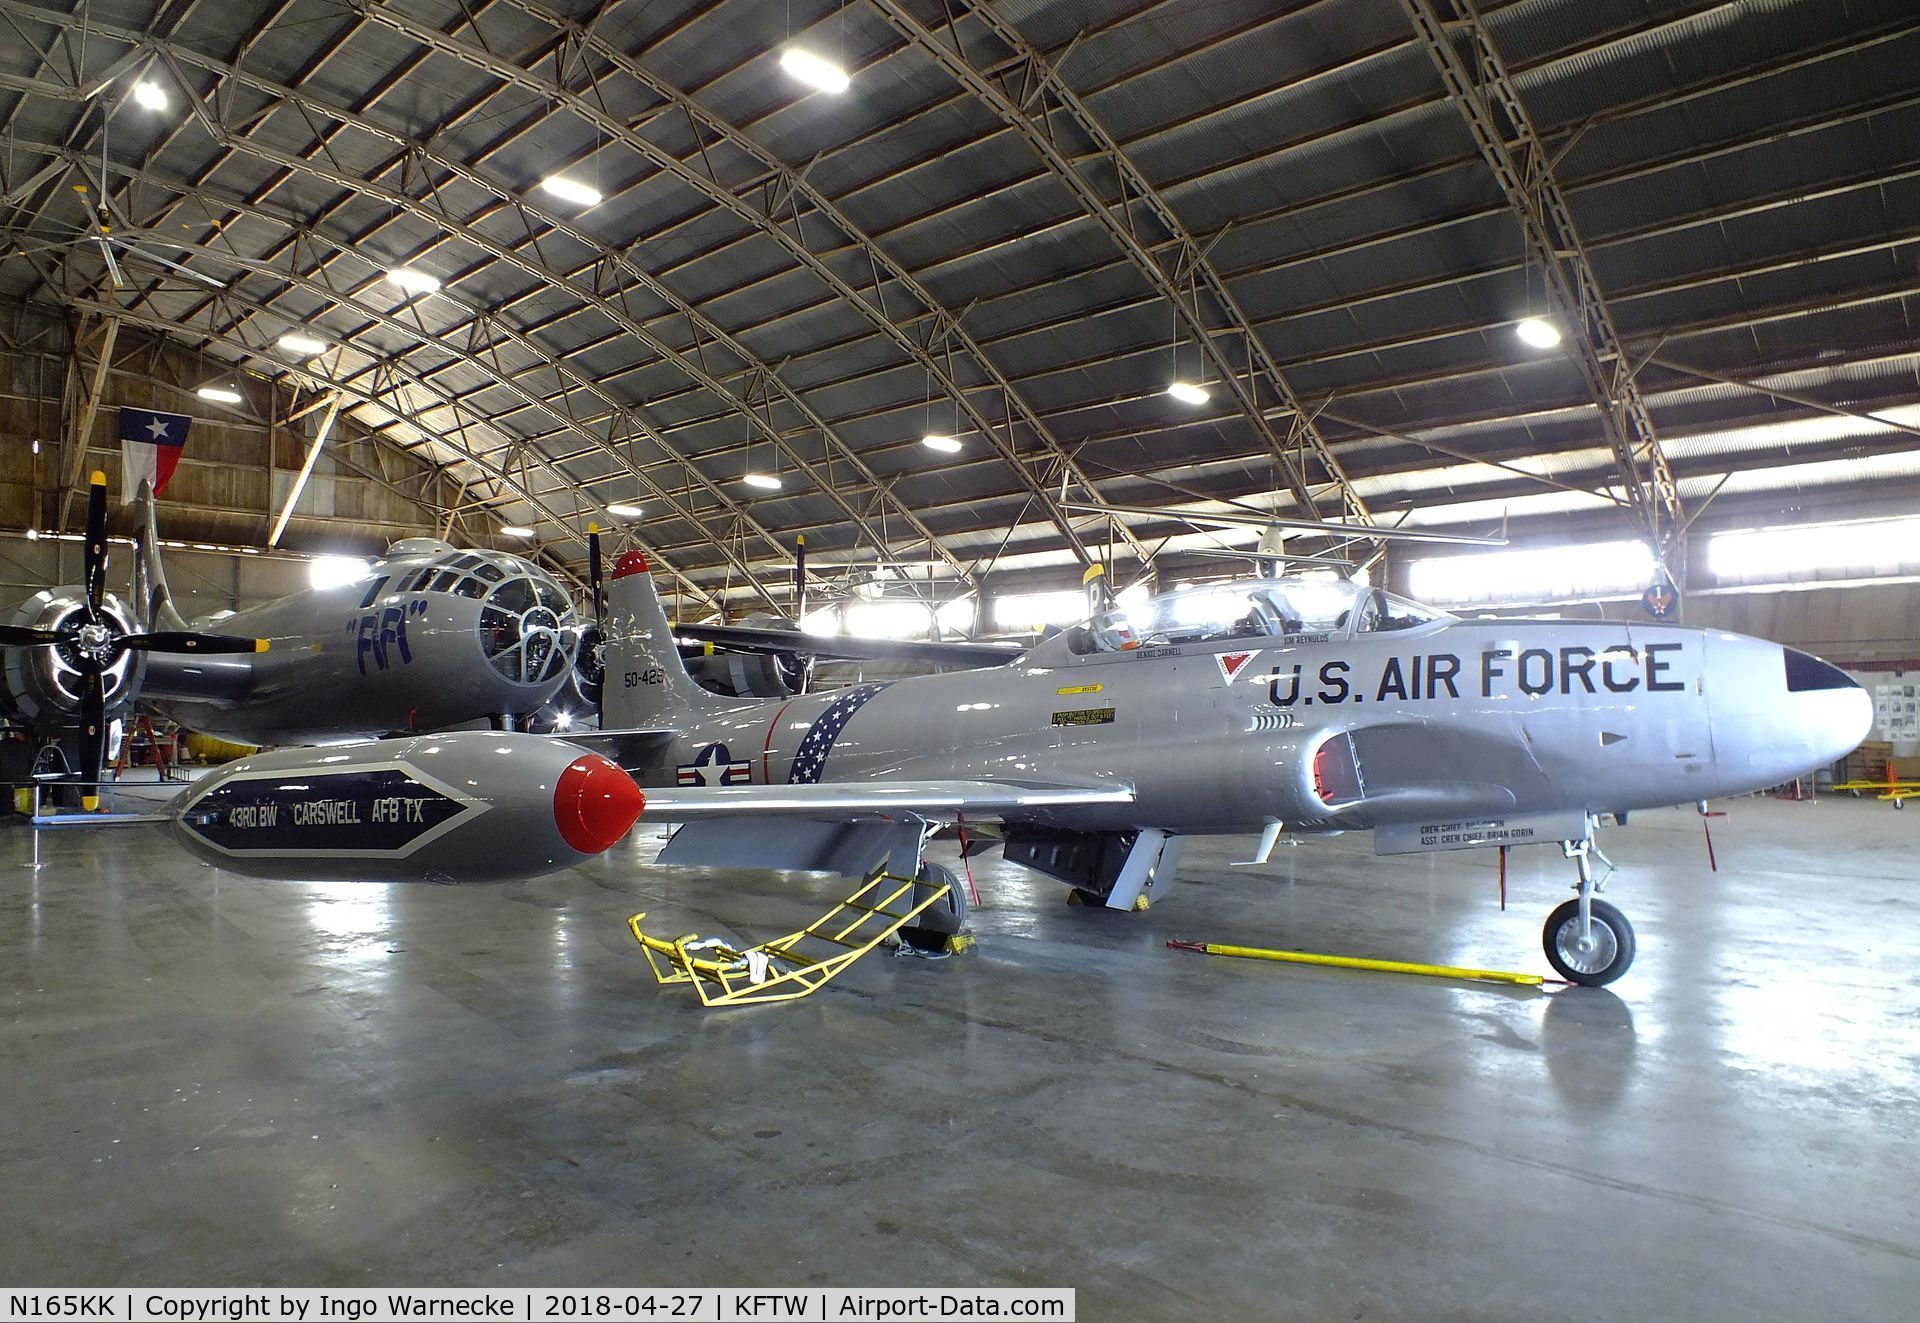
[{"left": 1542, "top": 838, "right": 1636, "bottom": 986}]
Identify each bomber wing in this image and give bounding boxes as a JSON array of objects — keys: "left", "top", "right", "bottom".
[{"left": 672, "top": 622, "right": 1023, "bottom": 669}]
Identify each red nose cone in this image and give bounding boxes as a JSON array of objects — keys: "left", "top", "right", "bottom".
[{"left": 554, "top": 754, "right": 646, "bottom": 856}]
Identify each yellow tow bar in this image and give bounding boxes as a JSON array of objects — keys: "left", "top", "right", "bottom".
[{"left": 1167, "top": 939, "right": 1556, "bottom": 987}]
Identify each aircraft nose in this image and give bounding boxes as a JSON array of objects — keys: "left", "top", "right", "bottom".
[
  {"left": 553, "top": 753, "right": 646, "bottom": 855},
  {"left": 1782, "top": 647, "right": 1873, "bottom": 764}
]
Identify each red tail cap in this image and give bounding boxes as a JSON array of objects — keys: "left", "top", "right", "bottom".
[
  {"left": 553, "top": 753, "right": 646, "bottom": 856},
  {"left": 612, "top": 550, "right": 650, "bottom": 578}
]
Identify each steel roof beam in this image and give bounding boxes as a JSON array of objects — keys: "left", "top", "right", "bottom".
[
  {"left": 478, "top": 0, "right": 1153, "bottom": 568},
  {"left": 7, "top": 265, "right": 726, "bottom": 610},
  {"left": 5, "top": 4, "right": 975, "bottom": 593},
  {"left": 0, "top": 147, "right": 792, "bottom": 611},
  {"left": 1400, "top": 0, "right": 1685, "bottom": 564},
  {"left": 335, "top": 1, "right": 1102, "bottom": 569},
  {"left": 870, "top": 0, "right": 1376, "bottom": 543}
]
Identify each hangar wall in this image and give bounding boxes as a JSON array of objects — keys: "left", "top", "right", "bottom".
[{"left": 0, "top": 315, "right": 466, "bottom": 557}]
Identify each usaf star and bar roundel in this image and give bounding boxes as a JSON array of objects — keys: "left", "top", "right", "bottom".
[{"left": 677, "top": 742, "right": 752, "bottom": 786}]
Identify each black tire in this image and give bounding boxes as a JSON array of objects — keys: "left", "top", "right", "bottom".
[
  {"left": 1542, "top": 898, "right": 1636, "bottom": 987},
  {"left": 901, "top": 861, "right": 968, "bottom": 950}
]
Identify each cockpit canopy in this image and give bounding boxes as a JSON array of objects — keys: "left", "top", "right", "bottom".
[{"left": 1064, "top": 577, "right": 1446, "bottom": 656}]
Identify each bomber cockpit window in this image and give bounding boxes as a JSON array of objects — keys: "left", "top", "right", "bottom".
[
  {"left": 356, "top": 576, "right": 390, "bottom": 609},
  {"left": 453, "top": 576, "right": 486, "bottom": 600},
  {"left": 429, "top": 569, "right": 461, "bottom": 593},
  {"left": 473, "top": 561, "right": 505, "bottom": 583}
]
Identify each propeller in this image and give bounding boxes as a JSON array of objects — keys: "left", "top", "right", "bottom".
[
  {"left": 0, "top": 472, "right": 267, "bottom": 809},
  {"left": 789, "top": 535, "right": 813, "bottom": 694},
  {"left": 574, "top": 524, "right": 607, "bottom": 719}
]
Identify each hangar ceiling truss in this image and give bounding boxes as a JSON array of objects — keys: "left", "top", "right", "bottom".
[
  {"left": 0, "top": 0, "right": 1915, "bottom": 611},
  {"left": 1400, "top": 0, "right": 1686, "bottom": 562},
  {"left": 871, "top": 0, "right": 1379, "bottom": 538}
]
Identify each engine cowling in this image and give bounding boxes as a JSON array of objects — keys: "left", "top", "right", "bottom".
[{"left": 0, "top": 589, "right": 143, "bottom": 723}]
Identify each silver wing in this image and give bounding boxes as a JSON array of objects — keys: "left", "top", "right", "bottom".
[
  {"left": 636, "top": 778, "right": 1133, "bottom": 820},
  {"left": 630, "top": 778, "right": 1135, "bottom": 878}
]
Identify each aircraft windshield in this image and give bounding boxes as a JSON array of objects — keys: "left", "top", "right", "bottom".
[{"left": 1067, "top": 579, "right": 1443, "bottom": 654}]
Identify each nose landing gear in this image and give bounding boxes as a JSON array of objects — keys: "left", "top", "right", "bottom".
[{"left": 1543, "top": 838, "right": 1636, "bottom": 986}]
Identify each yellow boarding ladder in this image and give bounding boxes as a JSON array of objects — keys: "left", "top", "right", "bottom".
[{"left": 630, "top": 865, "right": 955, "bottom": 1007}]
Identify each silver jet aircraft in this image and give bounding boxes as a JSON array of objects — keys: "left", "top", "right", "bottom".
[
  {"left": 585, "top": 550, "right": 1869, "bottom": 986},
  {"left": 171, "top": 545, "right": 1870, "bottom": 988}
]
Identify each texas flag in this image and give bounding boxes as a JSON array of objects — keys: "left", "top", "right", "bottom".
[{"left": 118, "top": 407, "right": 192, "bottom": 501}]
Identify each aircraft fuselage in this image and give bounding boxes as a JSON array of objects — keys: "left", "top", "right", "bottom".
[{"left": 630, "top": 616, "right": 1867, "bottom": 837}]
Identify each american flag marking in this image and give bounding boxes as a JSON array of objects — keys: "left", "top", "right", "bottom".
[{"left": 786, "top": 682, "right": 892, "bottom": 784}]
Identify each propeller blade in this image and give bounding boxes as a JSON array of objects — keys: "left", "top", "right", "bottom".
[
  {"left": 1083, "top": 563, "right": 1114, "bottom": 619},
  {"left": 0, "top": 624, "right": 70, "bottom": 647},
  {"left": 118, "top": 630, "right": 269, "bottom": 656},
  {"left": 794, "top": 534, "right": 808, "bottom": 622},
  {"left": 78, "top": 665, "right": 105, "bottom": 812},
  {"left": 83, "top": 470, "right": 109, "bottom": 616},
  {"left": 587, "top": 524, "right": 605, "bottom": 632},
  {"left": 794, "top": 535, "right": 809, "bottom": 694}
]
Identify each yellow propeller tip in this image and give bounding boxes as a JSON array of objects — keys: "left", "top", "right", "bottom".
[
  {"left": 1082, "top": 564, "right": 1106, "bottom": 583},
  {"left": 588, "top": 522, "right": 599, "bottom": 534},
  {"left": 254, "top": 639, "right": 270, "bottom": 653},
  {"left": 90, "top": 470, "right": 107, "bottom": 486}
]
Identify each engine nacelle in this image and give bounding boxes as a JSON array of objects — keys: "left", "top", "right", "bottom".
[
  {"left": 0, "top": 589, "right": 143, "bottom": 723},
  {"left": 684, "top": 648, "right": 800, "bottom": 699}
]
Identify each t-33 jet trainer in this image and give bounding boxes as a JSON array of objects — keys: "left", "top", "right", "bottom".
[{"left": 172, "top": 546, "right": 1870, "bottom": 986}]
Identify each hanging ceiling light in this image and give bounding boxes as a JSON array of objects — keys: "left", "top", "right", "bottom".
[
  {"left": 742, "top": 473, "right": 783, "bottom": 491},
  {"left": 500, "top": 525, "right": 535, "bottom": 538},
  {"left": 1165, "top": 381, "right": 1210, "bottom": 406},
  {"left": 196, "top": 384, "right": 243, "bottom": 404},
  {"left": 386, "top": 266, "right": 441, "bottom": 295},
  {"left": 1515, "top": 317, "right": 1562, "bottom": 349},
  {"left": 779, "top": 48, "right": 851, "bottom": 94},
  {"left": 922, "top": 434, "right": 962, "bottom": 454},
  {"left": 277, "top": 333, "right": 329, "bottom": 356},
  {"left": 607, "top": 503, "right": 643, "bottom": 518},
  {"left": 539, "top": 176, "right": 602, "bottom": 207},
  {"left": 132, "top": 80, "right": 169, "bottom": 112}
]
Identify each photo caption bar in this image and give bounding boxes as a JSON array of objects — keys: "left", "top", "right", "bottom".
[{"left": 2, "top": 1288, "right": 1074, "bottom": 1322}]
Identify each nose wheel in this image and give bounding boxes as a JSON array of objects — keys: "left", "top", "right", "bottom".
[{"left": 1543, "top": 839, "right": 1636, "bottom": 986}]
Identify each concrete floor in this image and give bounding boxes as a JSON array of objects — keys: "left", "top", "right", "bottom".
[{"left": 2, "top": 793, "right": 1917, "bottom": 1318}]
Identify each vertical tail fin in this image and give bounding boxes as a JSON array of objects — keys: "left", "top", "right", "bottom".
[
  {"left": 130, "top": 479, "right": 190, "bottom": 632},
  {"left": 600, "top": 551, "right": 743, "bottom": 729}
]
